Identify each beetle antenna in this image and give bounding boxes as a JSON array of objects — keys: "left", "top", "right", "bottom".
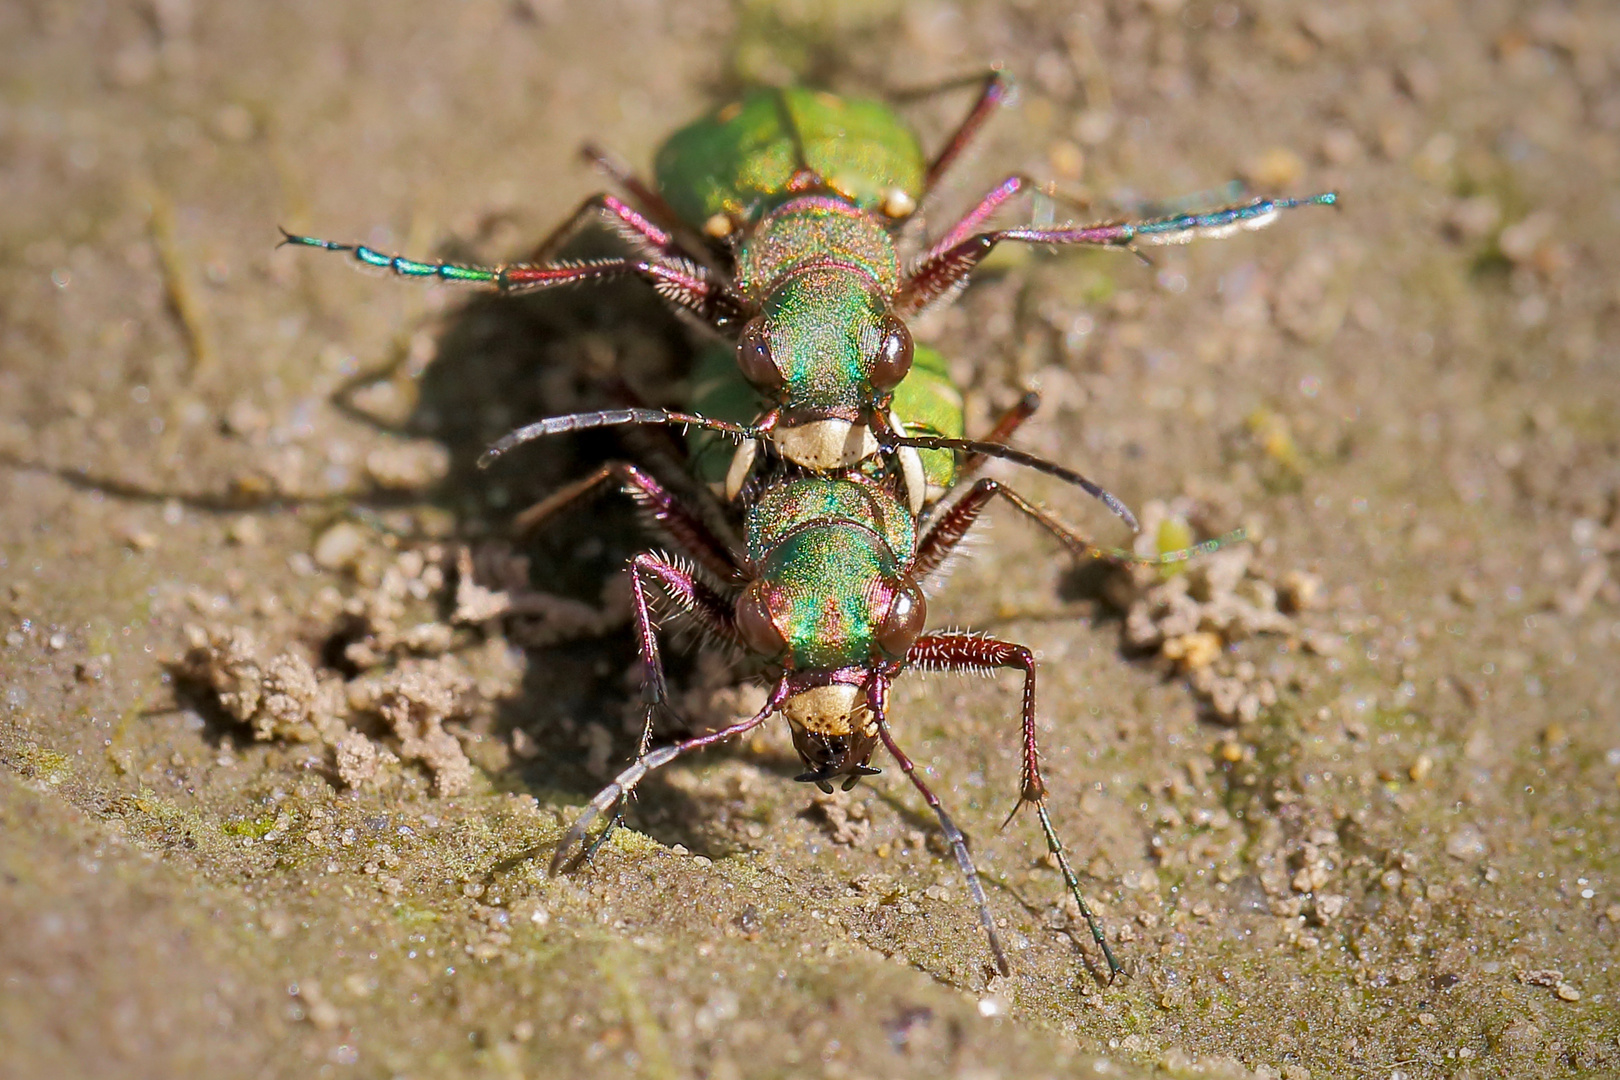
[
  {"left": 880, "top": 433, "right": 1139, "bottom": 532},
  {"left": 480, "top": 408, "right": 768, "bottom": 468}
]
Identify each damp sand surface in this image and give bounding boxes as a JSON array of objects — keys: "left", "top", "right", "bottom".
[{"left": 3, "top": 3, "right": 1619, "bottom": 1078}]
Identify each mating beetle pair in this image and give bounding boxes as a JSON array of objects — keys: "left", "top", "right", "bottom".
[{"left": 286, "top": 71, "right": 1334, "bottom": 979}]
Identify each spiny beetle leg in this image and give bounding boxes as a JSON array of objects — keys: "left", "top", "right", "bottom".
[
  {"left": 550, "top": 694, "right": 783, "bottom": 875},
  {"left": 510, "top": 462, "right": 741, "bottom": 585},
  {"left": 626, "top": 551, "right": 743, "bottom": 713},
  {"left": 870, "top": 676, "right": 1011, "bottom": 978},
  {"left": 580, "top": 143, "right": 689, "bottom": 234},
  {"left": 896, "top": 192, "right": 1338, "bottom": 315},
  {"left": 279, "top": 228, "right": 746, "bottom": 325},
  {"left": 523, "top": 191, "right": 674, "bottom": 264},
  {"left": 903, "top": 631, "right": 1122, "bottom": 982}
]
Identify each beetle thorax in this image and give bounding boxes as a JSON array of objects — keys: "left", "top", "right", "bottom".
[{"left": 736, "top": 196, "right": 899, "bottom": 296}]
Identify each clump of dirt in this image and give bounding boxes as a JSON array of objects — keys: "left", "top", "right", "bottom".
[
  {"left": 176, "top": 537, "right": 547, "bottom": 796},
  {"left": 176, "top": 624, "right": 344, "bottom": 744},
  {"left": 1105, "top": 498, "right": 1339, "bottom": 725},
  {"left": 808, "top": 786, "right": 873, "bottom": 847}
]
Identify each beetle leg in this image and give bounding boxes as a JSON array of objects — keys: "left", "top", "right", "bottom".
[
  {"left": 551, "top": 683, "right": 783, "bottom": 874},
  {"left": 279, "top": 230, "right": 748, "bottom": 326},
  {"left": 907, "top": 68, "right": 1015, "bottom": 197},
  {"left": 956, "top": 391, "right": 1040, "bottom": 481},
  {"left": 523, "top": 190, "right": 676, "bottom": 263},
  {"left": 895, "top": 192, "right": 1337, "bottom": 316},
  {"left": 510, "top": 461, "right": 742, "bottom": 585},
  {"left": 904, "top": 632, "right": 1123, "bottom": 981},
  {"left": 912, "top": 477, "right": 1235, "bottom": 584},
  {"left": 870, "top": 676, "right": 1011, "bottom": 978}
]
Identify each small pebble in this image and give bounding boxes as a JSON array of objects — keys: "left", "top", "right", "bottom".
[
  {"left": 1278, "top": 570, "right": 1322, "bottom": 612},
  {"left": 1047, "top": 139, "right": 1085, "bottom": 181},
  {"left": 1244, "top": 147, "right": 1305, "bottom": 189},
  {"left": 1445, "top": 823, "right": 1487, "bottom": 861},
  {"left": 123, "top": 529, "right": 158, "bottom": 553},
  {"left": 312, "top": 522, "right": 368, "bottom": 572},
  {"left": 365, "top": 442, "right": 449, "bottom": 490},
  {"left": 227, "top": 516, "right": 264, "bottom": 546},
  {"left": 1499, "top": 212, "right": 1555, "bottom": 263}
]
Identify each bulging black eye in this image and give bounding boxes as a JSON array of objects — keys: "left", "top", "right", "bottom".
[
  {"left": 875, "top": 580, "right": 926, "bottom": 659},
  {"left": 868, "top": 312, "right": 913, "bottom": 393},
  {"left": 735, "top": 582, "right": 788, "bottom": 658},
  {"left": 736, "top": 317, "right": 785, "bottom": 395}
]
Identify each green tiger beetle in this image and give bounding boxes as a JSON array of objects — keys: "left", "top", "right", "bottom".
[
  {"left": 479, "top": 400, "right": 1216, "bottom": 981},
  {"left": 283, "top": 71, "right": 1335, "bottom": 521},
  {"left": 284, "top": 73, "right": 1336, "bottom": 980}
]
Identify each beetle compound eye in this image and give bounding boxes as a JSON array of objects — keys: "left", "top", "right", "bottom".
[
  {"left": 736, "top": 317, "right": 785, "bottom": 395},
  {"left": 875, "top": 580, "right": 927, "bottom": 659},
  {"left": 868, "top": 313, "right": 913, "bottom": 393},
  {"left": 735, "top": 582, "right": 788, "bottom": 658}
]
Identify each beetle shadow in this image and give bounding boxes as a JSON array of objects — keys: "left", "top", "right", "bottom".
[
  {"left": 390, "top": 230, "right": 862, "bottom": 863},
  {"left": 397, "top": 235, "right": 737, "bottom": 810}
]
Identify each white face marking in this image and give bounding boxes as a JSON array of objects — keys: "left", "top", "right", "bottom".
[
  {"left": 724, "top": 438, "right": 760, "bottom": 501},
  {"left": 882, "top": 187, "right": 917, "bottom": 219},
  {"left": 781, "top": 683, "right": 870, "bottom": 738},
  {"left": 704, "top": 212, "right": 735, "bottom": 239},
  {"left": 773, "top": 419, "right": 880, "bottom": 471},
  {"left": 888, "top": 410, "right": 927, "bottom": 516}
]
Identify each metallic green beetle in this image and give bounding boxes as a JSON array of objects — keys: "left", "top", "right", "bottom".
[
  {"left": 492, "top": 431, "right": 1189, "bottom": 981},
  {"left": 284, "top": 72, "right": 1334, "bottom": 516},
  {"left": 284, "top": 76, "right": 1332, "bottom": 980}
]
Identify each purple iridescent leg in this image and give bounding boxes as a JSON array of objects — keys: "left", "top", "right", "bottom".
[
  {"left": 523, "top": 191, "right": 675, "bottom": 263},
  {"left": 554, "top": 548, "right": 747, "bottom": 871},
  {"left": 896, "top": 192, "right": 1338, "bottom": 315},
  {"left": 904, "top": 632, "right": 1123, "bottom": 981},
  {"left": 510, "top": 461, "right": 741, "bottom": 584},
  {"left": 868, "top": 674, "right": 1011, "bottom": 977},
  {"left": 277, "top": 229, "right": 746, "bottom": 325},
  {"left": 551, "top": 682, "right": 786, "bottom": 874},
  {"left": 927, "top": 173, "right": 1029, "bottom": 253}
]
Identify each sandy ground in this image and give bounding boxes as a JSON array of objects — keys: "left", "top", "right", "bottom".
[{"left": 3, "top": 1, "right": 1619, "bottom": 1078}]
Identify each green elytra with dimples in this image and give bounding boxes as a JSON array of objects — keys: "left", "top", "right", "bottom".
[
  {"left": 653, "top": 88, "right": 926, "bottom": 224},
  {"left": 284, "top": 74, "right": 1337, "bottom": 980}
]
